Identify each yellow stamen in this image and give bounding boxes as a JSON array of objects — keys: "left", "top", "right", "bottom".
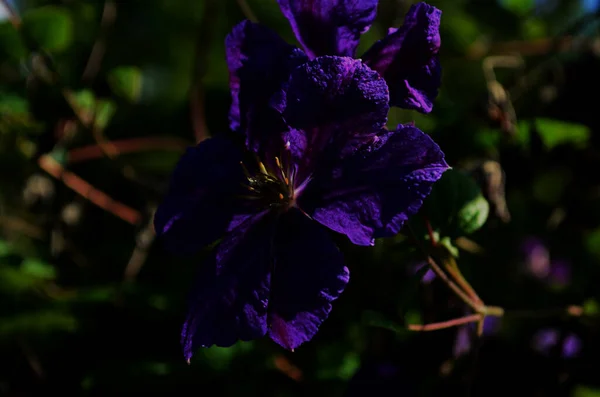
[
  {"left": 284, "top": 177, "right": 289, "bottom": 185},
  {"left": 258, "top": 161, "right": 268, "bottom": 175},
  {"left": 279, "top": 193, "right": 284, "bottom": 200},
  {"left": 275, "top": 157, "right": 281, "bottom": 168}
]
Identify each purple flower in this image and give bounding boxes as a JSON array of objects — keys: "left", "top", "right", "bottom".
[
  {"left": 453, "top": 316, "right": 502, "bottom": 358},
  {"left": 532, "top": 328, "right": 582, "bottom": 358},
  {"left": 228, "top": 1, "right": 442, "bottom": 133},
  {"left": 155, "top": 5, "right": 448, "bottom": 362}
]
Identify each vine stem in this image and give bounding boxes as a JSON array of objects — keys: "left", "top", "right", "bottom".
[{"left": 408, "top": 314, "right": 482, "bottom": 332}]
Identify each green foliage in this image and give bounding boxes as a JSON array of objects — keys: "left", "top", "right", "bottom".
[
  {"left": 21, "top": 6, "right": 74, "bottom": 52},
  {"left": 108, "top": 66, "right": 144, "bottom": 103},
  {"left": 423, "top": 168, "right": 490, "bottom": 238}
]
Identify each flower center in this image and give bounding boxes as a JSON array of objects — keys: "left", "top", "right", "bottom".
[{"left": 241, "top": 153, "right": 297, "bottom": 211}]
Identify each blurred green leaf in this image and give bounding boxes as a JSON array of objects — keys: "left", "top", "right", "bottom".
[
  {"left": 108, "top": 66, "right": 144, "bottom": 103},
  {"left": 535, "top": 118, "right": 591, "bottom": 150},
  {"left": 21, "top": 6, "right": 74, "bottom": 52},
  {"left": 0, "top": 310, "right": 77, "bottom": 337},
  {"left": 0, "top": 21, "right": 27, "bottom": 61},
  {"left": 123, "top": 150, "right": 182, "bottom": 174},
  {"left": 585, "top": 228, "right": 600, "bottom": 261},
  {"left": 457, "top": 194, "right": 490, "bottom": 235},
  {"left": 573, "top": 385, "right": 600, "bottom": 397},
  {"left": 499, "top": 0, "right": 535, "bottom": 16},
  {"left": 20, "top": 258, "right": 56, "bottom": 280},
  {"left": 583, "top": 299, "right": 599, "bottom": 316},
  {"left": 361, "top": 310, "right": 408, "bottom": 335},
  {"left": 198, "top": 341, "right": 254, "bottom": 370},
  {"left": 515, "top": 119, "right": 591, "bottom": 151},
  {"left": 0, "top": 93, "right": 28, "bottom": 116},
  {"left": 532, "top": 168, "right": 572, "bottom": 206},
  {"left": 0, "top": 239, "right": 13, "bottom": 257},
  {"left": 422, "top": 168, "right": 489, "bottom": 237}
]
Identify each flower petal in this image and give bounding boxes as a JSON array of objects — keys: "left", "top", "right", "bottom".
[
  {"left": 267, "top": 208, "right": 349, "bottom": 350},
  {"left": 181, "top": 211, "right": 272, "bottom": 361},
  {"left": 277, "top": 56, "right": 389, "bottom": 175},
  {"left": 154, "top": 136, "right": 249, "bottom": 254},
  {"left": 299, "top": 124, "right": 449, "bottom": 246},
  {"left": 362, "top": 2, "right": 441, "bottom": 113},
  {"left": 277, "top": 0, "right": 379, "bottom": 59},
  {"left": 226, "top": 20, "right": 308, "bottom": 144}
]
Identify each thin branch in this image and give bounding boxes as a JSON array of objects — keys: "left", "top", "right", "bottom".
[
  {"left": 38, "top": 155, "right": 141, "bottom": 225},
  {"left": 408, "top": 314, "right": 482, "bottom": 332},
  {"left": 81, "top": 0, "right": 117, "bottom": 84},
  {"left": 67, "top": 137, "right": 190, "bottom": 163},
  {"left": 426, "top": 255, "right": 481, "bottom": 313},
  {"left": 189, "top": 0, "right": 218, "bottom": 143},
  {"left": 236, "top": 0, "right": 258, "bottom": 22}
]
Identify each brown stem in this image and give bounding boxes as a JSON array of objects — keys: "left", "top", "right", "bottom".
[
  {"left": 408, "top": 314, "right": 482, "bottom": 332},
  {"left": 81, "top": 0, "right": 117, "bottom": 84},
  {"left": 38, "top": 155, "right": 141, "bottom": 225},
  {"left": 67, "top": 137, "right": 190, "bottom": 163}
]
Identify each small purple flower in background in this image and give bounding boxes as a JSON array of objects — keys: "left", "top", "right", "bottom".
[
  {"left": 522, "top": 236, "right": 551, "bottom": 278},
  {"left": 532, "top": 328, "right": 582, "bottom": 358},
  {"left": 453, "top": 316, "right": 502, "bottom": 358},
  {"left": 521, "top": 236, "right": 572, "bottom": 287},
  {"left": 154, "top": 0, "right": 448, "bottom": 362},
  {"left": 410, "top": 260, "right": 436, "bottom": 284}
]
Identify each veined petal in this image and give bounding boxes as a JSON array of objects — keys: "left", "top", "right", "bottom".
[
  {"left": 362, "top": 2, "right": 441, "bottom": 113},
  {"left": 181, "top": 211, "right": 272, "bottom": 362},
  {"left": 299, "top": 124, "right": 449, "bottom": 246},
  {"left": 267, "top": 208, "right": 349, "bottom": 350},
  {"left": 277, "top": 0, "right": 378, "bottom": 59},
  {"left": 278, "top": 56, "right": 389, "bottom": 177},
  {"left": 226, "top": 20, "right": 308, "bottom": 140},
  {"left": 154, "top": 136, "right": 249, "bottom": 254}
]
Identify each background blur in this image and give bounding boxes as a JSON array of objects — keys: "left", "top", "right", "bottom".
[{"left": 1, "top": 0, "right": 600, "bottom": 395}]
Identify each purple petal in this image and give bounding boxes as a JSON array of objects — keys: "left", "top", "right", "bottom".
[
  {"left": 277, "top": 56, "right": 389, "bottom": 175},
  {"left": 532, "top": 328, "right": 559, "bottom": 355},
  {"left": 277, "top": 0, "right": 378, "bottom": 59},
  {"left": 181, "top": 211, "right": 272, "bottom": 361},
  {"left": 154, "top": 136, "right": 251, "bottom": 254},
  {"left": 453, "top": 325, "right": 472, "bottom": 357},
  {"left": 300, "top": 124, "right": 448, "bottom": 246},
  {"left": 226, "top": 20, "right": 308, "bottom": 140},
  {"left": 267, "top": 208, "right": 349, "bottom": 350},
  {"left": 362, "top": 2, "right": 441, "bottom": 113},
  {"left": 562, "top": 334, "right": 582, "bottom": 358}
]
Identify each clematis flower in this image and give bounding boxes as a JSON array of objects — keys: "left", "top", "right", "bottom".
[
  {"left": 155, "top": 3, "right": 448, "bottom": 362},
  {"left": 228, "top": 0, "right": 442, "bottom": 134}
]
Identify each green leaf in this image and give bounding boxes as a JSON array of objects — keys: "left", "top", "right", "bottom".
[
  {"left": 21, "top": 6, "right": 74, "bottom": 52},
  {"left": 0, "top": 93, "right": 29, "bottom": 116},
  {"left": 585, "top": 228, "right": 600, "bottom": 261},
  {"left": 534, "top": 118, "right": 591, "bottom": 150},
  {"left": 422, "top": 168, "right": 490, "bottom": 237},
  {"left": 583, "top": 299, "right": 599, "bottom": 316},
  {"left": 532, "top": 168, "right": 572, "bottom": 206},
  {"left": 0, "top": 310, "right": 77, "bottom": 337},
  {"left": 198, "top": 341, "right": 254, "bottom": 369},
  {"left": 499, "top": 0, "right": 534, "bottom": 16},
  {"left": 573, "top": 385, "right": 600, "bottom": 397},
  {"left": 107, "top": 66, "right": 144, "bottom": 103},
  {"left": 20, "top": 258, "right": 56, "bottom": 280},
  {"left": 457, "top": 194, "right": 490, "bottom": 235},
  {"left": 0, "top": 22, "right": 27, "bottom": 62},
  {"left": 0, "top": 239, "right": 13, "bottom": 257},
  {"left": 361, "top": 310, "right": 408, "bottom": 335}
]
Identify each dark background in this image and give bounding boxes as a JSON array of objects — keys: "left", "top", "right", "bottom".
[{"left": 1, "top": 0, "right": 600, "bottom": 395}]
